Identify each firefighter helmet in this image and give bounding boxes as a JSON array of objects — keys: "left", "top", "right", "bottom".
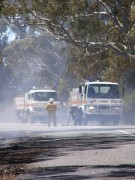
[{"left": 49, "top": 98, "right": 54, "bottom": 103}]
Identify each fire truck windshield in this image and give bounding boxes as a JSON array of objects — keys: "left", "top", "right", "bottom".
[
  {"left": 33, "top": 92, "right": 58, "bottom": 101},
  {"left": 87, "top": 84, "right": 120, "bottom": 99}
]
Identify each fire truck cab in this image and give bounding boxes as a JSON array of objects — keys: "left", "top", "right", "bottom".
[
  {"left": 15, "top": 89, "right": 59, "bottom": 123},
  {"left": 69, "top": 81, "right": 123, "bottom": 125}
]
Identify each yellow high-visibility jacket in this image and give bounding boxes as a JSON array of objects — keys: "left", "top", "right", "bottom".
[{"left": 46, "top": 103, "right": 57, "bottom": 114}]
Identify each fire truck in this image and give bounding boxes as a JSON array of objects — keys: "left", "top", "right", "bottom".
[
  {"left": 15, "top": 89, "right": 59, "bottom": 123},
  {"left": 69, "top": 81, "right": 123, "bottom": 125}
]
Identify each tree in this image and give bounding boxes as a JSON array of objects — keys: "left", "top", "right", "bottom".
[
  {"left": 3, "top": 34, "right": 68, "bottom": 95},
  {"left": 67, "top": 44, "right": 135, "bottom": 84},
  {"left": 1, "top": 0, "right": 135, "bottom": 60},
  {"left": 1, "top": 1, "right": 135, "bottom": 93}
]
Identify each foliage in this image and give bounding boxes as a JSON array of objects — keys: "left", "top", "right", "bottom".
[
  {"left": 3, "top": 34, "right": 68, "bottom": 95},
  {"left": 101, "top": 53, "right": 135, "bottom": 83},
  {"left": 1, "top": 0, "right": 135, "bottom": 103},
  {"left": 128, "top": 4, "right": 135, "bottom": 40},
  {"left": 67, "top": 44, "right": 135, "bottom": 85},
  {"left": 67, "top": 45, "right": 107, "bottom": 81},
  {"left": 1, "top": 0, "right": 135, "bottom": 60}
]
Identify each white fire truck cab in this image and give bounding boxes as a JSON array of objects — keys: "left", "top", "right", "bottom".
[
  {"left": 69, "top": 81, "right": 123, "bottom": 125},
  {"left": 15, "top": 89, "right": 59, "bottom": 123}
]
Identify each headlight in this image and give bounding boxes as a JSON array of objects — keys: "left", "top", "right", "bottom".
[
  {"left": 112, "top": 106, "right": 120, "bottom": 110},
  {"left": 89, "top": 106, "right": 96, "bottom": 110},
  {"left": 111, "top": 106, "right": 121, "bottom": 113}
]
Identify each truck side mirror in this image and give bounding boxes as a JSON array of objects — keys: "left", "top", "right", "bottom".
[{"left": 79, "top": 85, "right": 82, "bottom": 94}]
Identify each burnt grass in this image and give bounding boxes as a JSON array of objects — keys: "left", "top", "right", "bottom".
[{"left": 0, "top": 133, "right": 135, "bottom": 179}]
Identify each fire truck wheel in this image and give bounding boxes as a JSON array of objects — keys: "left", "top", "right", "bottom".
[
  {"left": 27, "top": 112, "right": 33, "bottom": 123},
  {"left": 20, "top": 118, "right": 27, "bottom": 124},
  {"left": 100, "top": 119, "right": 106, "bottom": 125},
  {"left": 83, "top": 118, "right": 88, "bottom": 125},
  {"left": 74, "top": 120, "right": 77, "bottom": 126},
  {"left": 29, "top": 116, "right": 35, "bottom": 124}
]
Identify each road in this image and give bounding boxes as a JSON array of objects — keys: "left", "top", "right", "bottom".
[{"left": 0, "top": 122, "right": 135, "bottom": 180}]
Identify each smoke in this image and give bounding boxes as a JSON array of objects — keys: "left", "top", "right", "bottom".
[{"left": 0, "top": 103, "right": 17, "bottom": 123}]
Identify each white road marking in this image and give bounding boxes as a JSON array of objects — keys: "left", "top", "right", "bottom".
[{"left": 116, "top": 130, "right": 135, "bottom": 137}]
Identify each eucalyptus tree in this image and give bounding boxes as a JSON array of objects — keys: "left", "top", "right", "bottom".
[
  {"left": 1, "top": 0, "right": 135, "bottom": 60},
  {"left": 3, "top": 34, "right": 68, "bottom": 94},
  {"left": 1, "top": 0, "right": 135, "bottom": 92}
]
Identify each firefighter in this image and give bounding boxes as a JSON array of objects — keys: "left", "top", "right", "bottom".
[
  {"left": 76, "top": 107, "right": 83, "bottom": 125},
  {"left": 46, "top": 98, "right": 57, "bottom": 127},
  {"left": 70, "top": 107, "right": 82, "bottom": 126}
]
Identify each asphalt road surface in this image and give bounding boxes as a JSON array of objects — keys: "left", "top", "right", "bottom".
[{"left": 0, "top": 122, "right": 135, "bottom": 180}]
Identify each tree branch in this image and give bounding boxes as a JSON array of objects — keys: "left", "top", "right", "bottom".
[{"left": 106, "top": 42, "right": 129, "bottom": 58}]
